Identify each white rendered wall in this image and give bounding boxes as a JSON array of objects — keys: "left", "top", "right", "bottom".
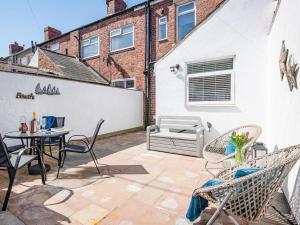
[
  {"left": 267, "top": 0, "right": 300, "bottom": 220},
  {"left": 155, "top": 0, "right": 273, "bottom": 143},
  {"left": 0, "top": 71, "right": 143, "bottom": 143}
]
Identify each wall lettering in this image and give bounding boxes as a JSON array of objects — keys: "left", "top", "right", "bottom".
[
  {"left": 35, "top": 83, "right": 60, "bottom": 95},
  {"left": 16, "top": 92, "right": 35, "bottom": 100}
]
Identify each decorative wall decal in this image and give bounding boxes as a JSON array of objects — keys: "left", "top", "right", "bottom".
[
  {"left": 279, "top": 40, "right": 299, "bottom": 92},
  {"left": 16, "top": 92, "right": 35, "bottom": 100},
  {"left": 279, "top": 40, "right": 289, "bottom": 80},
  {"left": 35, "top": 83, "right": 60, "bottom": 95},
  {"left": 286, "top": 55, "right": 299, "bottom": 91}
]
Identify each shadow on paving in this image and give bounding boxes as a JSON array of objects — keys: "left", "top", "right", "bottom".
[{"left": 4, "top": 185, "right": 73, "bottom": 225}]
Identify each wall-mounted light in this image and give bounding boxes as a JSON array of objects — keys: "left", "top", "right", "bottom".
[
  {"left": 170, "top": 64, "right": 180, "bottom": 73},
  {"left": 207, "top": 121, "right": 212, "bottom": 132}
]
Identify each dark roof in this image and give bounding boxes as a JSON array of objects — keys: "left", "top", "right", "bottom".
[{"left": 41, "top": 48, "right": 109, "bottom": 85}]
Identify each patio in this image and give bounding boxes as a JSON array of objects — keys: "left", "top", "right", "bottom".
[{"left": 0, "top": 131, "right": 295, "bottom": 225}]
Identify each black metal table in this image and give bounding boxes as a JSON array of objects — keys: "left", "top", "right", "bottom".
[{"left": 5, "top": 129, "right": 71, "bottom": 174}]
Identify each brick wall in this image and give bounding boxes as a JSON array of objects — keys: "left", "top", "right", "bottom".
[
  {"left": 38, "top": 49, "right": 63, "bottom": 74},
  {"left": 37, "top": 0, "right": 224, "bottom": 124}
]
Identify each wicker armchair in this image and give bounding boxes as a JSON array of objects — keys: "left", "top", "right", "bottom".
[
  {"left": 203, "top": 125, "right": 262, "bottom": 175},
  {"left": 194, "top": 144, "right": 300, "bottom": 225}
]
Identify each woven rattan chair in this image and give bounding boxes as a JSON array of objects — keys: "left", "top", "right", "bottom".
[
  {"left": 194, "top": 144, "right": 300, "bottom": 225},
  {"left": 203, "top": 125, "right": 262, "bottom": 175}
]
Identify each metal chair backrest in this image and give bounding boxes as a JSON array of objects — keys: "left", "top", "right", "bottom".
[
  {"left": 89, "top": 119, "right": 105, "bottom": 150},
  {"left": 0, "top": 134, "right": 13, "bottom": 168},
  {"left": 54, "top": 117, "right": 65, "bottom": 128}
]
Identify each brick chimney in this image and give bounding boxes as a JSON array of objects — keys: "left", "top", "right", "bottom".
[
  {"left": 106, "top": 0, "right": 127, "bottom": 15},
  {"left": 44, "top": 26, "right": 62, "bottom": 41},
  {"left": 9, "top": 42, "right": 24, "bottom": 55}
]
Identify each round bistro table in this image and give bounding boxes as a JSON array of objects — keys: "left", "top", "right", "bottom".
[{"left": 5, "top": 128, "right": 71, "bottom": 175}]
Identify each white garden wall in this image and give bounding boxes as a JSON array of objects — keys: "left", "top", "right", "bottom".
[
  {"left": 155, "top": 0, "right": 273, "bottom": 143},
  {"left": 267, "top": 0, "right": 300, "bottom": 221},
  {"left": 0, "top": 71, "right": 143, "bottom": 143}
]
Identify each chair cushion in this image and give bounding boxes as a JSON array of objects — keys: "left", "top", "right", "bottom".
[
  {"left": 150, "top": 131, "right": 197, "bottom": 140},
  {"left": 61, "top": 144, "right": 89, "bottom": 153},
  {"left": 233, "top": 168, "right": 262, "bottom": 178},
  {"left": 224, "top": 135, "right": 236, "bottom": 156}
]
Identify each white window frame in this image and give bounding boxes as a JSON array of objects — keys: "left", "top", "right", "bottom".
[
  {"left": 185, "top": 58, "right": 235, "bottom": 106},
  {"left": 159, "top": 16, "right": 168, "bottom": 41},
  {"left": 176, "top": 1, "right": 196, "bottom": 41},
  {"left": 111, "top": 78, "right": 136, "bottom": 89},
  {"left": 50, "top": 43, "right": 60, "bottom": 52},
  {"left": 80, "top": 35, "right": 100, "bottom": 59},
  {"left": 110, "top": 24, "right": 134, "bottom": 53},
  {"left": 20, "top": 56, "right": 28, "bottom": 65}
]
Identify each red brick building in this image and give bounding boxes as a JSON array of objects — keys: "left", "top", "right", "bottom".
[{"left": 9, "top": 0, "right": 223, "bottom": 125}]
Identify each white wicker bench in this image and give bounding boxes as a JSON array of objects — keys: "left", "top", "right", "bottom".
[{"left": 147, "top": 116, "right": 204, "bottom": 157}]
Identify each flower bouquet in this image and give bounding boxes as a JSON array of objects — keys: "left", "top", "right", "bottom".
[{"left": 231, "top": 132, "right": 251, "bottom": 163}]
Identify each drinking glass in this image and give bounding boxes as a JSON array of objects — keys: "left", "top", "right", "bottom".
[{"left": 42, "top": 118, "right": 47, "bottom": 130}]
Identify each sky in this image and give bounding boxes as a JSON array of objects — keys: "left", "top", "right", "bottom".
[{"left": 0, "top": 0, "right": 144, "bottom": 57}]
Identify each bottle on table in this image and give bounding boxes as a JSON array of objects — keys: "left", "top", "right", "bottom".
[{"left": 30, "top": 112, "right": 38, "bottom": 133}]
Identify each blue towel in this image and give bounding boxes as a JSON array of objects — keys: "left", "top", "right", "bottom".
[
  {"left": 186, "top": 168, "right": 262, "bottom": 222},
  {"left": 186, "top": 180, "right": 223, "bottom": 222},
  {"left": 224, "top": 136, "right": 236, "bottom": 156},
  {"left": 43, "top": 116, "right": 57, "bottom": 129},
  {"left": 233, "top": 168, "right": 261, "bottom": 178}
]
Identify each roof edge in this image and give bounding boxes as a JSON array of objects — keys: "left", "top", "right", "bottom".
[{"left": 155, "top": 0, "right": 228, "bottom": 65}]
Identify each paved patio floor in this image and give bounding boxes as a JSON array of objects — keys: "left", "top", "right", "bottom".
[{"left": 0, "top": 131, "right": 295, "bottom": 225}]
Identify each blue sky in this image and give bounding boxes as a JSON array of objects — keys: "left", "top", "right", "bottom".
[{"left": 0, "top": 0, "right": 144, "bottom": 57}]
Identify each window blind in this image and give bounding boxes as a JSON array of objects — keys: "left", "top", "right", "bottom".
[{"left": 187, "top": 58, "right": 233, "bottom": 103}]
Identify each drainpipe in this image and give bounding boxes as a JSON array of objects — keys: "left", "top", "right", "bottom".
[
  {"left": 74, "top": 31, "right": 81, "bottom": 59},
  {"left": 144, "top": 0, "right": 152, "bottom": 128}
]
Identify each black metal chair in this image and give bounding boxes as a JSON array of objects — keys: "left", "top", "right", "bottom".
[
  {"left": 56, "top": 119, "right": 104, "bottom": 178},
  {"left": 44, "top": 117, "right": 65, "bottom": 157},
  {"left": 0, "top": 134, "right": 46, "bottom": 211},
  {"left": 2, "top": 136, "right": 26, "bottom": 154}
]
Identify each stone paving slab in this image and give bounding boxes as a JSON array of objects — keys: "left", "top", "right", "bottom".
[
  {"left": 0, "top": 211, "right": 25, "bottom": 225},
  {"left": 0, "top": 131, "right": 296, "bottom": 225}
]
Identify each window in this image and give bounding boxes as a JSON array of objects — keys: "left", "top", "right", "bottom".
[
  {"left": 50, "top": 43, "right": 60, "bottom": 52},
  {"left": 177, "top": 2, "right": 196, "bottom": 41},
  {"left": 110, "top": 25, "right": 134, "bottom": 52},
  {"left": 20, "top": 56, "right": 28, "bottom": 65},
  {"left": 159, "top": 16, "right": 168, "bottom": 41},
  {"left": 112, "top": 78, "right": 135, "bottom": 89},
  {"left": 186, "top": 58, "right": 235, "bottom": 105},
  {"left": 81, "top": 35, "right": 99, "bottom": 59}
]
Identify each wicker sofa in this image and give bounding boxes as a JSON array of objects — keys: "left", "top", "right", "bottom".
[{"left": 147, "top": 116, "right": 204, "bottom": 157}]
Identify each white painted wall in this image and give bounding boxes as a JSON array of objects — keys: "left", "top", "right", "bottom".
[
  {"left": 0, "top": 71, "right": 143, "bottom": 144},
  {"left": 155, "top": 0, "right": 300, "bottom": 220},
  {"left": 267, "top": 0, "right": 300, "bottom": 221},
  {"left": 155, "top": 0, "right": 273, "bottom": 142}
]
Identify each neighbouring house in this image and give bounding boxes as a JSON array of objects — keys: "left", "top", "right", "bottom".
[
  {"left": 6, "top": 0, "right": 225, "bottom": 125},
  {"left": 29, "top": 48, "right": 109, "bottom": 85},
  {"left": 154, "top": 0, "right": 300, "bottom": 222}
]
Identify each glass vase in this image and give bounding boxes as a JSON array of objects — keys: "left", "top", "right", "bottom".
[{"left": 235, "top": 147, "right": 244, "bottom": 164}]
